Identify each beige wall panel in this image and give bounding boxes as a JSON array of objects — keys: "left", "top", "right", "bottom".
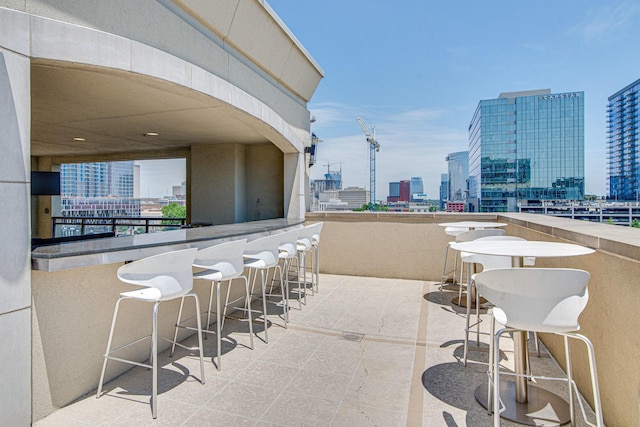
[
  {"left": 245, "top": 143, "right": 283, "bottom": 222},
  {"left": 190, "top": 144, "right": 245, "bottom": 225}
]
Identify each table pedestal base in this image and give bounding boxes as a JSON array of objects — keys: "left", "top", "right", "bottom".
[
  {"left": 475, "top": 382, "right": 570, "bottom": 426},
  {"left": 451, "top": 295, "right": 488, "bottom": 309}
]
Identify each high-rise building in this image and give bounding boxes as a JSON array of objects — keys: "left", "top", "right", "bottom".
[
  {"left": 388, "top": 181, "right": 400, "bottom": 203},
  {"left": 446, "top": 151, "right": 469, "bottom": 202},
  {"left": 60, "top": 161, "right": 140, "bottom": 219},
  {"left": 61, "top": 161, "right": 134, "bottom": 197},
  {"left": 607, "top": 78, "right": 640, "bottom": 201},
  {"left": 468, "top": 89, "right": 585, "bottom": 212},
  {"left": 410, "top": 177, "right": 423, "bottom": 202},
  {"left": 439, "top": 173, "right": 449, "bottom": 210},
  {"left": 400, "top": 180, "right": 411, "bottom": 202}
]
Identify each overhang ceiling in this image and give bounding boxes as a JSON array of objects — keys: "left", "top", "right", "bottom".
[{"left": 31, "top": 60, "right": 271, "bottom": 161}]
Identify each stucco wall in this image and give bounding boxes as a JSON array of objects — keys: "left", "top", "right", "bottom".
[{"left": 0, "top": 39, "right": 32, "bottom": 426}]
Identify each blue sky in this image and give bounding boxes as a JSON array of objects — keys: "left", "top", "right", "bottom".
[{"left": 268, "top": 0, "right": 640, "bottom": 200}]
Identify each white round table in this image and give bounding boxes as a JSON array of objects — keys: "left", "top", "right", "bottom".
[{"left": 450, "top": 239, "right": 595, "bottom": 426}]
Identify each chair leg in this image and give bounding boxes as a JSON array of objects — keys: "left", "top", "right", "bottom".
[
  {"left": 564, "top": 335, "right": 575, "bottom": 425},
  {"left": 170, "top": 297, "right": 186, "bottom": 356},
  {"left": 215, "top": 281, "right": 222, "bottom": 371},
  {"left": 243, "top": 276, "right": 255, "bottom": 350},
  {"left": 97, "top": 297, "right": 124, "bottom": 398},
  {"left": 486, "top": 314, "right": 496, "bottom": 415},
  {"left": 440, "top": 245, "right": 449, "bottom": 289},
  {"left": 493, "top": 329, "right": 505, "bottom": 427},
  {"left": 276, "top": 264, "right": 288, "bottom": 325},
  {"left": 189, "top": 292, "right": 205, "bottom": 384},
  {"left": 313, "top": 244, "right": 320, "bottom": 293},
  {"left": 463, "top": 263, "right": 471, "bottom": 366},
  {"left": 261, "top": 269, "right": 269, "bottom": 343},
  {"left": 151, "top": 302, "right": 159, "bottom": 419}
]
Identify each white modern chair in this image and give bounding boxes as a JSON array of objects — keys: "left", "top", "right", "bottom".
[
  {"left": 295, "top": 222, "right": 324, "bottom": 305},
  {"left": 277, "top": 228, "right": 302, "bottom": 310},
  {"left": 171, "top": 239, "right": 253, "bottom": 371},
  {"left": 446, "top": 229, "right": 506, "bottom": 298},
  {"left": 244, "top": 233, "right": 286, "bottom": 344},
  {"left": 440, "top": 226, "right": 469, "bottom": 289},
  {"left": 97, "top": 248, "right": 204, "bottom": 419},
  {"left": 474, "top": 268, "right": 603, "bottom": 427},
  {"left": 459, "top": 236, "right": 541, "bottom": 365}
]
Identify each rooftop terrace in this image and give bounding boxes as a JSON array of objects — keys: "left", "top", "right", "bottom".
[{"left": 34, "top": 272, "right": 598, "bottom": 426}]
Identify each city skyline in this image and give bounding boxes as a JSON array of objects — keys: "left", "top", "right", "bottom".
[{"left": 268, "top": 0, "right": 640, "bottom": 200}]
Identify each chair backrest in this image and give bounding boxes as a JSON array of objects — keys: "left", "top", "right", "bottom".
[
  {"left": 455, "top": 228, "right": 506, "bottom": 242},
  {"left": 278, "top": 228, "right": 301, "bottom": 257},
  {"left": 244, "top": 233, "right": 282, "bottom": 267},
  {"left": 310, "top": 222, "right": 324, "bottom": 244},
  {"left": 117, "top": 248, "right": 198, "bottom": 300},
  {"left": 461, "top": 252, "right": 512, "bottom": 271},
  {"left": 474, "top": 268, "right": 590, "bottom": 333},
  {"left": 298, "top": 222, "right": 323, "bottom": 250},
  {"left": 193, "top": 239, "right": 247, "bottom": 280}
]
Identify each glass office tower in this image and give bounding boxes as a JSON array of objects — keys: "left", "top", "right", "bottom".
[
  {"left": 446, "top": 151, "right": 469, "bottom": 202},
  {"left": 468, "top": 89, "right": 584, "bottom": 212},
  {"left": 607, "top": 78, "right": 640, "bottom": 201},
  {"left": 410, "top": 177, "right": 424, "bottom": 201}
]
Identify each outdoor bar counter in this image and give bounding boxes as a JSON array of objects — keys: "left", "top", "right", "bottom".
[{"left": 30, "top": 219, "right": 303, "bottom": 420}]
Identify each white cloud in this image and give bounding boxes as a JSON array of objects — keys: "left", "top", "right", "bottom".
[{"left": 569, "top": 2, "right": 639, "bottom": 41}]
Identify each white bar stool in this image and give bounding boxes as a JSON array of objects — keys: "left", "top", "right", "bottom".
[
  {"left": 475, "top": 268, "right": 603, "bottom": 427},
  {"left": 243, "top": 233, "right": 286, "bottom": 344},
  {"left": 295, "top": 222, "right": 324, "bottom": 305},
  {"left": 96, "top": 248, "right": 204, "bottom": 419},
  {"left": 277, "top": 228, "right": 302, "bottom": 310},
  {"left": 171, "top": 239, "right": 254, "bottom": 371}
]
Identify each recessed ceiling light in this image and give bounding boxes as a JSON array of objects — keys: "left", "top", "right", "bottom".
[
  {"left": 73, "top": 137, "right": 86, "bottom": 141},
  {"left": 144, "top": 132, "right": 159, "bottom": 136}
]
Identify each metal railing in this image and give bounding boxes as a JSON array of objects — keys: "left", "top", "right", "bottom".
[{"left": 52, "top": 216, "right": 188, "bottom": 237}]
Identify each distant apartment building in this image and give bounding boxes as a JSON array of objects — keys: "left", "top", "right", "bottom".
[
  {"left": 468, "top": 89, "right": 585, "bottom": 212},
  {"left": 60, "top": 161, "right": 140, "bottom": 218},
  {"left": 446, "top": 151, "right": 469, "bottom": 204},
  {"left": 607, "top": 78, "right": 640, "bottom": 202}
]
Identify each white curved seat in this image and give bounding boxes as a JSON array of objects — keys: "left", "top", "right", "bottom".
[
  {"left": 171, "top": 239, "right": 253, "bottom": 371},
  {"left": 474, "top": 268, "right": 603, "bottom": 427},
  {"left": 97, "top": 248, "right": 204, "bottom": 419},
  {"left": 244, "top": 233, "right": 286, "bottom": 343}
]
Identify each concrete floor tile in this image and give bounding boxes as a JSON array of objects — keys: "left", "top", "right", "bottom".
[{"left": 260, "top": 391, "right": 339, "bottom": 426}]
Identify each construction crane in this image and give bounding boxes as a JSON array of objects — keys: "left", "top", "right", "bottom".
[{"left": 355, "top": 116, "right": 380, "bottom": 209}]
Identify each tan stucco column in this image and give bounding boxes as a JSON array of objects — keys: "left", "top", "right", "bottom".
[{"left": 190, "top": 144, "right": 247, "bottom": 225}]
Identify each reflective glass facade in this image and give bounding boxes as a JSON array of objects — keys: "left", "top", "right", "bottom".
[
  {"left": 446, "top": 151, "right": 469, "bottom": 202},
  {"left": 468, "top": 90, "right": 584, "bottom": 212},
  {"left": 607, "top": 78, "right": 640, "bottom": 201}
]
